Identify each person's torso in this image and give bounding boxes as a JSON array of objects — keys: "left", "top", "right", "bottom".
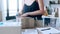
[{"left": 23, "top": 0, "right": 42, "bottom": 20}]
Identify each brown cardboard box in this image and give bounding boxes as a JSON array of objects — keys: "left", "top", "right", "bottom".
[
  {"left": 20, "top": 17, "right": 43, "bottom": 29},
  {"left": 36, "top": 20, "right": 43, "bottom": 27},
  {"left": 21, "top": 17, "right": 35, "bottom": 29}
]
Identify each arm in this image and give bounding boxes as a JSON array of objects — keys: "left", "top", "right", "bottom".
[{"left": 26, "top": 0, "right": 44, "bottom": 15}]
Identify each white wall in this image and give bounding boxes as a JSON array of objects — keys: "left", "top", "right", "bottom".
[
  {"left": 43, "top": 0, "right": 50, "bottom": 6},
  {"left": 43, "top": 0, "right": 58, "bottom": 6},
  {"left": 0, "top": 0, "right": 58, "bottom": 10}
]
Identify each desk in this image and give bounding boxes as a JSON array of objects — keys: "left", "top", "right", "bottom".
[
  {"left": 0, "top": 22, "right": 21, "bottom": 34},
  {"left": 21, "top": 27, "right": 60, "bottom": 34},
  {"left": 37, "top": 27, "right": 60, "bottom": 34}
]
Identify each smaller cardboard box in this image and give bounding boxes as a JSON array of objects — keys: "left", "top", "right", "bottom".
[
  {"left": 36, "top": 20, "right": 43, "bottom": 27},
  {"left": 21, "top": 17, "right": 35, "bottom": 29}
]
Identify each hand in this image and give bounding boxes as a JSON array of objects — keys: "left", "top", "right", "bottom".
[{"left": 21, "top": 13, "right": 29, "bottom": 17}]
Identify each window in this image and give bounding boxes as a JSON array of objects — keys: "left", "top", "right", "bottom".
[
  {"left": 3, "top": 0, "right": 22, "bottom": 20},
  {"left": 9, "top": 0, "right": 17, "bottom": 16}
]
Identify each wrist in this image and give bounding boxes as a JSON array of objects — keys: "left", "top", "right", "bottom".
[{"left": 27, "top": 12, "right": 31, "bottom": 15}]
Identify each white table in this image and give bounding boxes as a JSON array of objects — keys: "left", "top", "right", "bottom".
[
  {"left": 37, "top": 27, "right": 60, "bottom": 34},
  {"left": 22, "top": 29, "right": 38, "bottom": 34},
  {"left": 0, "top": 22, "right": 22, "bottom": 34}
]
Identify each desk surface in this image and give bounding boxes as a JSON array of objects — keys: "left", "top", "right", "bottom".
[
  {"left": 21, "top": 27, "right": 60, "bottom": 34},
  {"left": 0, "top": 22, "right": 21, "bottom": 27}
]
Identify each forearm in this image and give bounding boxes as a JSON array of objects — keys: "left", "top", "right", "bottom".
[{"left": 27, "top": 10, "right": 44, "bottom": 16}]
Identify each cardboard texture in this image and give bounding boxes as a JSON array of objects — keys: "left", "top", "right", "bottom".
[
  {"left": 21, "top": 17, "right": 43, "bottom": 29},
  {"left": 21, "top": 17, "right": 35, "bottom": 29},
  {"left": 36, "top": 20, "right": 43, "bottom": 27}
]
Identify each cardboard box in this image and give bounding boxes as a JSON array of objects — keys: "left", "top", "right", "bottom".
[
  {"left": 17, "top": 16, "right": 43, "bottom": 29},
  {"left": 20, "top": 17, "right": 43, "bottom": 29},
  {"left": 36, "top": 20, "right": 43, "bottom": 27},
  {"left": 21, "top": 17, "right": 35, "bottom": 29}
]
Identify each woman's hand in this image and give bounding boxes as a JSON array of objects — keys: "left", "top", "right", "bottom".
[{"left": 21, "top": 13, "right": 29, "bottom": 17}]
